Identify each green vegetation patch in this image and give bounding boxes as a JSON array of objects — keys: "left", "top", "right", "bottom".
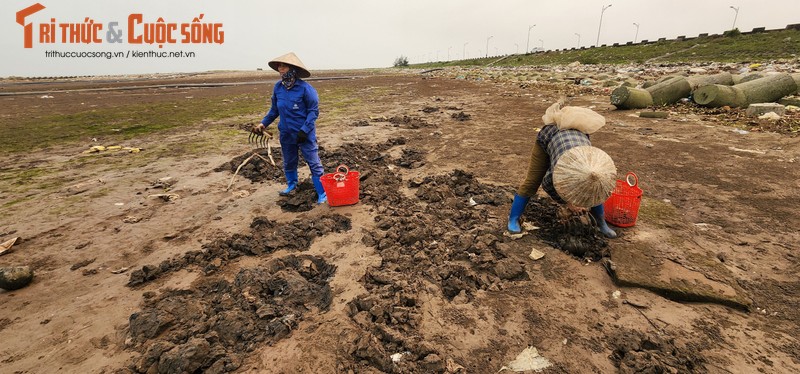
[{"left": 0, "top": 94, "right": 265, "bottom": 155}]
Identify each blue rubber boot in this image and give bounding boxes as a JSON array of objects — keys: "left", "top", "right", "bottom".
[
  {"left": 507, "top": 194, "right": 530, "bottom": 233},
  {"left": 311, "top": 175, "right": 327, "bottom": 204},
  {"left": 279, "top": 170, "right": 298, "bottom": 196},
  {"left": 590, "top": 204, "right": 617, "bottom": 238}
]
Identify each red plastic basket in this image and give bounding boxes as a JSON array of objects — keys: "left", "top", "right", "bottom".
[
  {"left": 604, "top": 172, "right": 643, "bottom": 227},
  {"left": 320, "top": 165, "right": 360, "bottom": 207}
]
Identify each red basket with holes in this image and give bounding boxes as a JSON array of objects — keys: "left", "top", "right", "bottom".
[
  {"left": 604, "top": 172, "right": 643, "bottom": 227},
  {"left": 320, "top": 165, "right": 360, "bottom": 206}
]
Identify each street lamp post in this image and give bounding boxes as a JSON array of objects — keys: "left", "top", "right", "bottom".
[
  {"left": 463, "top": 42, "right": 468, "bottom": 59},
  {"left": 729, "top": 6, "right": 740, "bottom": 30},
  {"left": 575, "top": 33, "right": 581, "bottom": 48},
  {"left": 485, "top": 35, "right": 493, "bottom": 58},
  {"left": 526, "top": 24, "right": 536, "bottom": 54},
  {"left": 633, "top": 23, "right": 640, "bottom": 43},
  {"left": 596, "top": 4, "right": 612, "bottom": 47}
]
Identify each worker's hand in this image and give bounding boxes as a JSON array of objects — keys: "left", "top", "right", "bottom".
[
  {"left": 297, "top": 129, "right": 308, "bottom": 143},
  {"left": 251, "top": 123, "right": 266, "bottom": 135}
]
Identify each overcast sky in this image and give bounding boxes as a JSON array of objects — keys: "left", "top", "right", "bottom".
[{"left": 1, "top": 0, "right": 798, "bottom": 77}]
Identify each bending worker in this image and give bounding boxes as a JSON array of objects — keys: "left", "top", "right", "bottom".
[
  {"left": 507, "top": 101, "right": 618, "bottom": 238},
  {"left": 252, "top": 52, "right": 327, "bottom": 204}
]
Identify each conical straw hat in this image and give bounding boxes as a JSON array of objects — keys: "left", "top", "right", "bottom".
[
  {"left": 553, "top": 146, "right": 617, "bottom": 208},
  {"left": 268, "top": 52, "right": 311, "bottom": 78}
]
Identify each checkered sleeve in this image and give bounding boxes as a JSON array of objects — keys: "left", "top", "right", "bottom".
[{"left": 537, "top": 127, "right": 591, "bottom": 203}]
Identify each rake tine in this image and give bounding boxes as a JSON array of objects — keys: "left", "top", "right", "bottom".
[
  {"left": 248, "top": 131, "right": 254, "bottom": 144},
  {"left": 260, "top": 134, "right": 266, "bottom": 148}
]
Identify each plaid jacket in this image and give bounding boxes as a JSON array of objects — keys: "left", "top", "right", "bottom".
[{"left": 537, "top": 124, "right": 591, "bottom": 203}]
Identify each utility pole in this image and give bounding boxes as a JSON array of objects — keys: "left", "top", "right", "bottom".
[
  {"left": 575, "top": 33, "right": 581, "bottom": 48},
  {"left": 633, "top": 23, "right": 640, "bottom": 43},
  {"left": 729, "top": 6, "right": 740, "bottom": 30},
  {"left": 463, "top": 42, "right": 468, "bottom": 59},
  {"left": 596, "top": 4, "right": 612, "bottom": 47},
  {"left": 526, "top": 24, "right": 536, "bottom": 53},
  {"left": 485, "top": 35, "right": 493, "bottom": 58}
]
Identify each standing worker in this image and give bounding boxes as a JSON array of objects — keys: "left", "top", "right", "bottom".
[
  {"left": 507, "top": 101, "right": 618, "bottom": 238},
  {"left": 252, "top": 52, "right": 327, "bottom": 204}
]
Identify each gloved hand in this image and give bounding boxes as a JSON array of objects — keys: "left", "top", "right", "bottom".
[
  {"left": 297, "top": 129, "right": 308, "bottom": 143},
  {"left": 252, "top": 123, "right": 266, "bottom": 135}
]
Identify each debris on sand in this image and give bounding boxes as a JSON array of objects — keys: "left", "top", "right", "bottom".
[
  {"left": 0, "top": 237, "right": 19, "bottom": 256},
  {"left": 498, "top": 346, "right": 553, "bottom": 372},
  {"left": 528, "top": 248, "right": 545, "bottom": 261}
]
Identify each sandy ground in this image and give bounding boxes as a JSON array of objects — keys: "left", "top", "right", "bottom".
[{"left": 0, "top": 69, "right": 798, "bottom": 373}]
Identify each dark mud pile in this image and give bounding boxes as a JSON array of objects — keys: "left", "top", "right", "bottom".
[
  {"left": 276, "top": 180, "right": 317, "bottom": 213},
  {"left": 609, "top": 329, "right": 706, "bottom": 373},
  {"left": 123, "top": 214, "right": 350, "bottom": 373},
  {"left": 126, "top": 135, "right": 631, "bottom": 373},
  {"left": 345, "top": 169, "right": 525, "bottom": 372},
  {"left": 214, "top": 148, "right": 286, "bottom": 183},
  {"left": 127, "top": 215, "right": 351, "bottom": 287},
  {"left": 522, "top": 197, "right": 609, "bottom": 261},
  {"left": 396, "top": 148, "right": 426, "bottom": 169},
  {"left": 318, "top": 138, "right": 407, "bottom": 207},
  {"left": 378, "top": 115, "right": 432, "bottom": 129},
  {"left": 127, "top": 255, "right": 335, "bottom": 374}
]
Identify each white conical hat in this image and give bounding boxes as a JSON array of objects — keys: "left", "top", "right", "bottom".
[
  {"left": 553, "top": 146, "right": 617, "bottom": 208},
  {"left": 268, "top": 52, "right": 311, "bottom": 78}
]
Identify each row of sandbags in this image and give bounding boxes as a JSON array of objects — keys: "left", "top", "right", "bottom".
[{"left": 611, "top": 72, "right": 800, "bottom": 109}]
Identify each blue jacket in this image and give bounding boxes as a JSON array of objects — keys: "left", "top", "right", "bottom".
[{"left": 261, "top": 79, "right": 319, "bottom": 144}]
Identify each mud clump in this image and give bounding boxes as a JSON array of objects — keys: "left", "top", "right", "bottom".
[
  {"left": 522, "top": 197, "right": 609, "bottom": 260},
  {"left": 214, "top": 149, "right": 285, "bottom": 183},
  {"left": 609, "top": 329, "right": 706, "bottom": 373},
  {"left": 413, "top": 169, "right": 507, "bottom": 207},
  {"left": 380, "top": 115, "right": 431, "bottom": 129},
  {"left": 396, "top": 148, "right": 426, "bottom": 169},
  {"left": 127, "top": 255, "right": 336, "bottom": 374},
  {"left": 277, "top": 179, "right": 317, "bottom": 213},
  {"left": 127, "top": 214, "right": 351, "bottom": 287},
  {"left": 451, "top": 111, "right": 471, "bottom": 121}
]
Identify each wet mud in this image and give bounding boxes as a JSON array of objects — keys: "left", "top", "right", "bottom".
[
  {"left": 127, "top": 214, "right": 351, "bottom": 287},
  {"left": 609, "top": 329, "right": 706, "bottom": 373},
  {"left": 127, "top": 135, "right": 668, "bottom": 372},
  {"left": 127, "top": 255, "right": 336, "bottom": 374}
]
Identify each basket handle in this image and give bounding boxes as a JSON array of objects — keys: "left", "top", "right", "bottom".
[
  {"left": 334, "top": 164, "right": 349, "bottom": 182},
  {"left": 625, "top": 172, "right": 639, "bottom": 187}
]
